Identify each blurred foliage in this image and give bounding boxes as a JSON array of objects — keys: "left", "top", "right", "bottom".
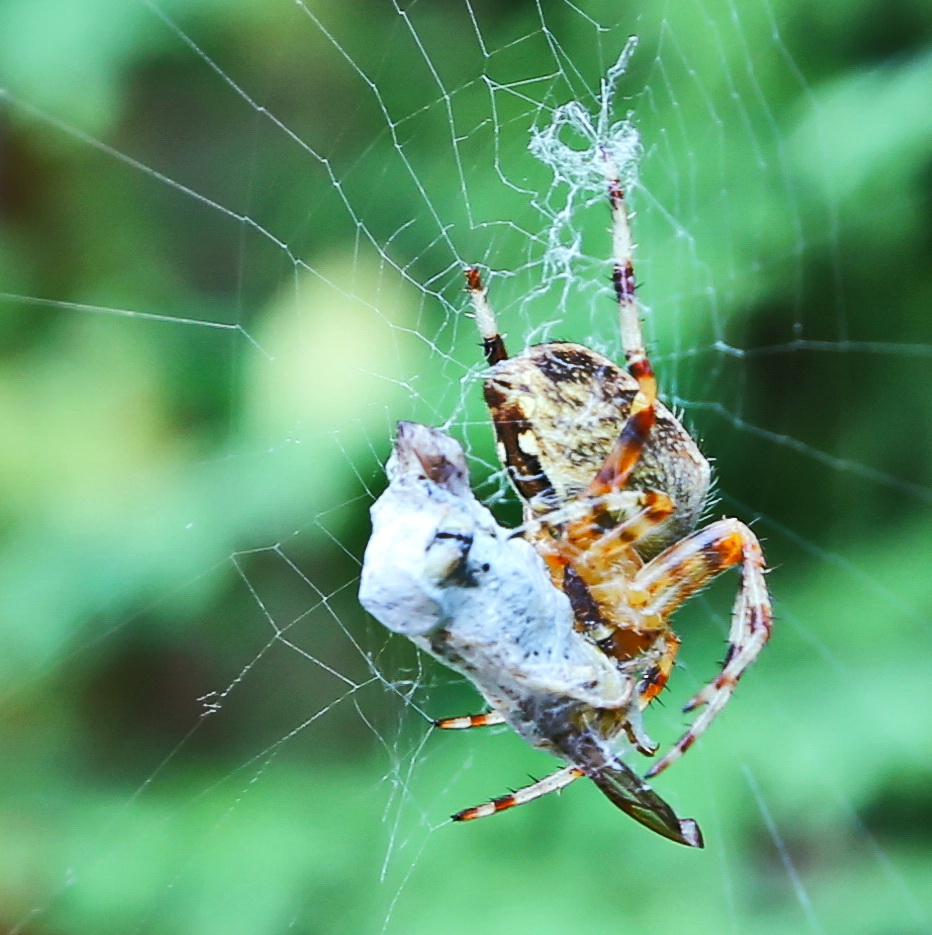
[{"left": 0, "top": 0, "right": 931, "bottom": 933}]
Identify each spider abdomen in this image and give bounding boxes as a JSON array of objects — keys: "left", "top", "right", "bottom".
[{"left": 484, "top": 342, "right": 710, "bottom": 557}]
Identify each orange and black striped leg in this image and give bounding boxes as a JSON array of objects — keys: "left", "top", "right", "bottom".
[
  {"left": 545, "top": 487, "right": 674, "bottom": 555},
  {"left": 464, "top": 266, "right": 508, "bottom": 366},
  {"left": 584, "top": 405, "right": 655, "bottom": 499},
  {"left": 434, "top": 711, "right": 507, "bottom": 730},
  {"left": 629, "top": 518, "right": 773, "bottom": 778},
  {"left": 585, "top": 160, "right": 656, "bottom": 498},
  {"left": 635, "top": 632, "right": 681, "bottom": 710},
  {"left": 583, "top": 488, "right": 675, "bottom": 556},
  {"left": 452, "top": 766, "right": 583, "bottom": 822}
]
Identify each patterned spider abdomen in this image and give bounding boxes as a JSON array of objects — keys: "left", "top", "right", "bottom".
[{"left": 484, "top": 342, "right": 711, "bottom": 558}]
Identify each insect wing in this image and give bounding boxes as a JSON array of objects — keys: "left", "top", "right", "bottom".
[{"left": 590, "top": 762, "right": 704, "bottom": 848}]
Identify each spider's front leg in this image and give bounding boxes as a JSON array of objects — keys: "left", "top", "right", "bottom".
[
  {"left": 465, "top": 265, "right": 508, "bottom": 366},
  {"left": 628, "top": 518, "right": 773, "bottom": 778},
  {"left": 587, "top": 158, "right": 657, "bottom": 499}
]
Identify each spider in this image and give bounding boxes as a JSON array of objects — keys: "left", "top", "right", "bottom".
[
  {"left": 430, "top": 157, "right": 773, "bottom": 825},
  {"left": 359, "top": 158, "right": 772, "bottom": 847}
]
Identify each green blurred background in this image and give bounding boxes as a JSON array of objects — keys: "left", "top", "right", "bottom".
[{"left": 1, "top": 0, "right": 930, "bottom": 933}]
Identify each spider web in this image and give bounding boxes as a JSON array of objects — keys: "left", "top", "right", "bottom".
[{"left": 1, "top": 1, "right": 930, "bottom": 933}]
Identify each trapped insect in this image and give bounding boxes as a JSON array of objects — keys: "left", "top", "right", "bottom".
[
  {"left": 360, "top": 421, "right": 701, "bottom": 846},
  {"left": 360, "top": 155, "right": 772, "bottom": 847}
]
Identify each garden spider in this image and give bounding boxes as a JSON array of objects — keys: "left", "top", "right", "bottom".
[
  {"left": 433, "top": 157, "right": 773, "bottom": 823},
  {"left": 359, "top": 158, "right": 772, "bottom": 847}
]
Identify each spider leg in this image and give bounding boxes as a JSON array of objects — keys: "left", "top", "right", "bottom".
[
  {"left": 635, "top": 632, "right": 681, "bottom": 709},
  {"left": 586, "top": 162, "right": 656, "bottom": 498},
  {"left": 465, "top": 266, "right": 508, "bottom": 366},
  {"left": 452, "top": 766, "right": 583, "bottom": 821},
  {"left": 604, "top": 156, "right": 656, "bottom": 412},
  {"left": 544, "top": 488, "right": 676, "bottom": 739},
  {"left": 539, "top": 488, "right": 673, "bottom": 633},
  {"left": 567, "top": 488, "right": 675, "bottom": 556},
  {"left": 434, "top": 711, "right": 507, "bottom": 730},
  {"left": 628, "top": 518, "right": 773, "bottom": 778}
]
